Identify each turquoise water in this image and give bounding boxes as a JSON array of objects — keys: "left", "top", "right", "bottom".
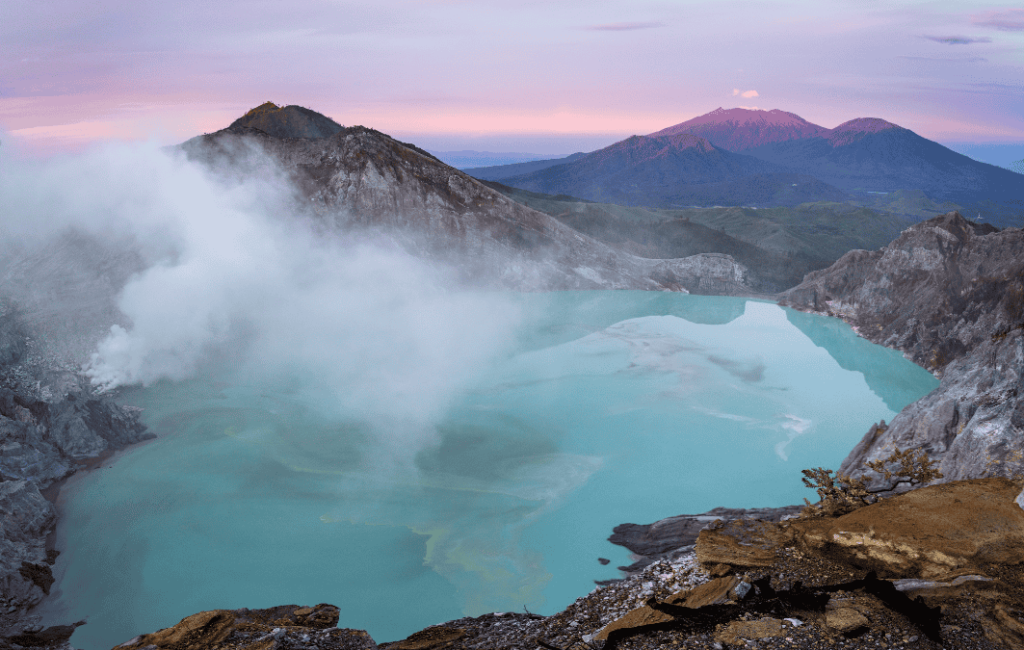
[{"left": 38, "top": 293, "right": 938, "bottom": 648}]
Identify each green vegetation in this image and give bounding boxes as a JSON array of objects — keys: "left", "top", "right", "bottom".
[
  {"left": 861, "top": 189, "right": 964, "bottom": 222},
  {"left": 481, "top": 180, "right": 907, "bottom": 292}
]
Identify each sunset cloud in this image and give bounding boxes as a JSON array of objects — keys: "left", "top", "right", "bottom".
[
  {"left": 585, "top": 22, "right": 663, "bottom": 31},
  {"left": 971, "top": 8, "right": 1024, "bottom": 31},
  {"left": 2, "top": 0, "right": 1023, "bottom": 152},
  {"left": 923, "top": 35, "right": 992, "bottom": 45}
]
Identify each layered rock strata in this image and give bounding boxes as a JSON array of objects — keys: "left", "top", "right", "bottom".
[{"left": 778, "top": 211, "right": 1024, "bottom": 488}]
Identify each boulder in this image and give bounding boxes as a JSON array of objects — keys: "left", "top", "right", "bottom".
[
  {"left": 610, "top": 504, "right": 801, "bottom": 573},
  {"left": 793, "top": 477, "right": 1024, "bottom": 580},
  {"left": 713, "top": 617, "right": 789, "bottom": 645},
  {"left": 112, "top": 604, "right": 376, "bottom": 650}
]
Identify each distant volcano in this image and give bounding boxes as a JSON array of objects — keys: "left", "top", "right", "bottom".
[
  {"left": 494, "top": 130, "right": 848, "bottom": 208},
  {"left": 649, "top": 107, "right": 831, "bottom": 150},
  {"left": 228, "top": 101, "right": 345, "bottom": 139},
  {"left": 633, "top": 107, "right": 1024, "bottom": 226},
  {"left": 825, "top": 117, "right": 902, "bottom": 146},
  {"left": 737, "top": 115, "right": 1024, "bottom": 223}
]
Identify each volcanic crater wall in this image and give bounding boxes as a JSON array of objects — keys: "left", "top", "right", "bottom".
[{"left": 780, "top": 211, "right": 1024, "bottom": 487}]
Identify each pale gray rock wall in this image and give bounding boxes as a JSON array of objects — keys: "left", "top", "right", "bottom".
[
  {"left": 779, "top": 211, "right": 1024, "bottom": 490},
  {"left": 0, "top": 479, "right": 55, "bottom": 613}
]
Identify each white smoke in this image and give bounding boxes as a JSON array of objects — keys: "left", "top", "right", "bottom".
[{"left": 0, "top": 138, "right": 521, "bottom": 452}]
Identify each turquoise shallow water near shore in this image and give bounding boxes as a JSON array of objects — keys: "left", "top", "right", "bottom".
[{"left": 38, "top": 293, "right": 938, "bottom": 648}]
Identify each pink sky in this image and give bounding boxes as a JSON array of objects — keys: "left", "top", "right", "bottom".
[{"left": 3, "top": 1, "right": 1023, "bottom": 155}]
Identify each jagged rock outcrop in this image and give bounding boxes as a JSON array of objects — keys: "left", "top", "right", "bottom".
[
  {"left": 0, "top": 311, "right": 152, "bottom": 641},
  {"left": 684, "top": 477, "right": 1024, "bottom": 649},
  {"left": 180, "top": 121, "right": 755, "bottom": 295},
  {"left": 779, "top": 211, "right": 1024, "bottom": 488}
]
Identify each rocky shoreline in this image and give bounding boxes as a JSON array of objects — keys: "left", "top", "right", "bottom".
[
  {"left": 0, "top": 309, "right": 153, "bottom": 648},
  {"left": 5, "top": 212, "right": 1024, "bottom": 649},
  {"left": 100, "top": 477, "right": 1024, "bottom": 649}
]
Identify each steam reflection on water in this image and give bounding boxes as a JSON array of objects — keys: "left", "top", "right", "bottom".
[{"left": 40, "top": 293, "right": 938, "bottom": 649}]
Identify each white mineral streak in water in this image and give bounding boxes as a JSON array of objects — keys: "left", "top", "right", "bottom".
[{"left": 37, "top": 292, "right": 939, "bottom": 649}]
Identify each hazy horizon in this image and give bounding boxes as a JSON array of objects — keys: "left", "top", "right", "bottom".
[
  {"left": 3, "top": 1, "right": 1023, "bottom": 158},
  {"left": 5, "top": 117, "right": 1024, "bottom": 172},
  {"left": 421, "top": 132, "right": 1024, "bottom": 171}
]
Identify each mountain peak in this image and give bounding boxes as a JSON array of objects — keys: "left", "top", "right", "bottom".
[
  {"left": 246, "top": 101, "right": 281, "bottom": 115},
  {"left": 228, "top": 103, "right": 344, "bottom": 139},
  {"left": 677, "top": 107, "right": 818, "bottom": 128},
  {"left": 649, "top": 108, "right": 829, "bottom": 150},
  {"left": 828, "top": 117, "right": 905, "bottom": 146}
]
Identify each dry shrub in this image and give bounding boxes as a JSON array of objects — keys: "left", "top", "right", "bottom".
[{"left": 800, "top": 448, "right": 943, "bottom": 518}]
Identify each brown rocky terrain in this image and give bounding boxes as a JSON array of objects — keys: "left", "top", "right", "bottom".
[{"left": 110, "top": 604, "right": 374, "bottom": 650}]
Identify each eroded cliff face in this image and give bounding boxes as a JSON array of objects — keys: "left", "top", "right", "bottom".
[
  {"left": 180, "top": 126, "right": 754, "bottom": 296},
  {"left": 779, "top": 211, "right": 1024, "bottom": 487},
  {"left": 0, "top": 311, "right": 152, "bottom": 641}
]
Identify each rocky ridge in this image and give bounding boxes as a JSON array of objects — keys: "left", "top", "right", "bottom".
[
  {"left": 779, "top": 211, "right": 1024, "bottom": 487},
  {"left": 181, "top": 123, "right": 755, "bottom": 296}
]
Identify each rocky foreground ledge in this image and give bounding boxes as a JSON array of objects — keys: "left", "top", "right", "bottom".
[{"left": 102, "top": 477, "right": 1024, "bottom": 650}]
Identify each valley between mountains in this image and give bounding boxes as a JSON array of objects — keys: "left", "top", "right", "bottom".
[{"left": 1, "top": 102, "right": 1023, "bottom": 650}]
